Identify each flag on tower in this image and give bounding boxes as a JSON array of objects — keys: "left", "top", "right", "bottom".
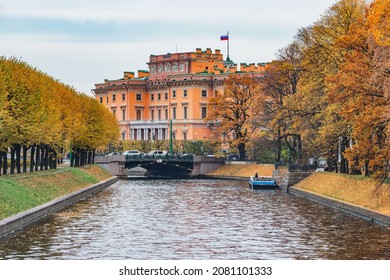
[{"left": 220, "top": 34, "right": 229, "bottom": 41}]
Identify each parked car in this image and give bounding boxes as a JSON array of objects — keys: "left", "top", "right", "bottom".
[
  {"left": 147, "top": 150, "right": 167, "bottom": 157},
  {"left": 105, "top": 152, "right": 119, "bottom": 156},
  {"left": 226, "top": 153, "right": 240, "bottom": 161},
  {"left": 179, "top": 153, "right": 194, "bottom": 159},
  {"left": 122, "top": 150, "right": 142, "bottom": 156}
]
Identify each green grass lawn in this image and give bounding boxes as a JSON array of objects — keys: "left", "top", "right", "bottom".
[{"left": 0, "top": 165, "right": 112, "bottom": 220}]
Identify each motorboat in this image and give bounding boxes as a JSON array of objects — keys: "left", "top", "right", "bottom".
[{"left": 249, "top": 176, "right": 278, "bottom": 189}]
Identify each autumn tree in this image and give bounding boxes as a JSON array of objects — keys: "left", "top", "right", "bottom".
[
  {"left": 267, "top": 0, "right": 368, "bottom": 173},
  {"left": 0, "top": 58, "right": 47, "bottom": 173},
  {"left": 259, "top": 0, "right": 388, "bottom": 178},
  {"left": 70, "top": 94, "right": 119, "bottom": 167},
  {"left": 0, "top": 56, "right": 120, "bottom": 174},
  {"left": 320, "top": 0, "right": 389, "bottom": 178},
  {"left": 206, "top": 75, "right": 261, "bottom": 160},
  {"left": 366, "top": 0, "right": 390, "bottom": 179},
  {"left": 254, "top": 42, "right": 305, "bottom": 163}
]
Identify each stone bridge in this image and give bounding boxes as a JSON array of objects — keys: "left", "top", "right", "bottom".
[{"left": 94, "top": 155, "right": 225, "bottom": 178}]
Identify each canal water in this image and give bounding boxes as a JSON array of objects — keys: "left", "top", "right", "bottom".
[{"left": 0, "top": 179, "right": 389, "bottom": 259}]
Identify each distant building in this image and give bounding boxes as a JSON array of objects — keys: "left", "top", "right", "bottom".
[{"left": 92, "top": 48, "right": 268, "bottom": 141}]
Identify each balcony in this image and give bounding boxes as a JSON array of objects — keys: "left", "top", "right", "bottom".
[{"left": 130, "top": 120, "right": 169, "bottom": 125}]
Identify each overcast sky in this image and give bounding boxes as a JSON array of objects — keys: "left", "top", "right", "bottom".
[{"left": 0, "top": 0, "right": 337, "bottom": 95}]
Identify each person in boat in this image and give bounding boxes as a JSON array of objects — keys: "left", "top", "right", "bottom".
[{"left": 254, "top": 172, "right": 259, "bottom": 180}]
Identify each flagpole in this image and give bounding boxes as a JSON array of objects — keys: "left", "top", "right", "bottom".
[{"left": 227, "top": 30, "right": 230, "bottom": 60}]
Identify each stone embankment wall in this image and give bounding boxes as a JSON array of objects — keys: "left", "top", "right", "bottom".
[
  {"left": 95, "top": 155, "right": 127, "bottom": 177},
  {"left": 191, "top": 156, "right": 225, "bottom": 176},
  {"left": 272, "top": 168, "right": 312, "bottom": 189},
  {"left": 290, "top": 187, "right": 390, "bottom": 227}
]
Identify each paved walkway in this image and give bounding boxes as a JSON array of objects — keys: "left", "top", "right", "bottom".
[{"left": 0, "top": 161, "right": 71, "bottom": 178}]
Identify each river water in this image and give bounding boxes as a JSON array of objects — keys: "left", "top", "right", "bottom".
[{"left": 0, "top": 179, "right": 389, "bottom": 259}]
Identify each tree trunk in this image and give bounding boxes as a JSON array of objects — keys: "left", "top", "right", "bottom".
[
  {"left": 44, "top": 145, "right": 49, "bottom": 170},
  {"left": 275, "top": 130, "right": 282, "bottom": 163},
  {"left": 10, "top": 147, "right": 15, "bottom": 174},
  {"left": 35, "top": 145, "right": 40, "bottom": 171},
  {"left": 70, "top": 147, "right": 75, "bottom": 167},
  {"left": 30, "top": 145, "right": 35, "bottom": 172},
  {"left": 74, "top": 148, "right": 79, "bottom": 167},
  {"left": 364, "top": 160, "right": 369, "bottom": 176},
  {"left": 15, "top": 144, "right": 21, "bottom": 174},
  {"left": 79, "top": 149, "right": 84, "bottom": 166},
  {"left": 1, "top": 151, "right": 7, "bottom": 175},
  {"left": 92, "top": 149, "right": 95, "bottom": 164},
  {"left": 49, "top": 148, "right": 53, "bottom": 169},
  {"left": 87, "top": 150, "right": 92, "bottom": 165},
  {"left": 238, "top": 143, "right": 246, "bottom": 161},
  {"left": 297, "top": 134, "right": 302, "bottom": 162},
  {"left": 60, "top": 146, "right": 64, "bottom": 164},
  {"left": 22, "top": 145, "right": 28, "bottom": 173},
  {"left": 40, "top": 144, "right": 45, "bottom": 170},
  {"left": 80, "top": 149, "right": 84, "bottom": 166},
  {"left": 340, "top": 136, "right": 348, "bottom": 174},
  {"left": 0, "top": 151, "right": 3, "bottom": 176},
  {"left": 53, "top": 150, "right": 57, "bottom": 169}
]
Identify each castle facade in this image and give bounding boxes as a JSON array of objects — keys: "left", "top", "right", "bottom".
[{"left": 92, "top": 48, "right": 267, "bottom": 142}]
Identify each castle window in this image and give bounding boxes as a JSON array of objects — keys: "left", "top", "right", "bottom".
[
  {"left": 183, "top": 89, "right": 187, "bottom": 98},
  {"left": 201, "top": 90, "right": 207, "bottom": 97},
  {"left": 201, "top": 107, "right": 207, "bottom": 119},
  {"left": 136, "top": 93, "right": 142, "bottom": 101},
  {"left": 136, "top": 109, "right": 142, "bottom": 120},
  {"left": 172, "top": 107, "right": 177, "bottom": 120}
]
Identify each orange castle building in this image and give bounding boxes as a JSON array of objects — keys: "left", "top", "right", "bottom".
[{"left": 92, "top": 48, "right": 268, "bottom": 142}]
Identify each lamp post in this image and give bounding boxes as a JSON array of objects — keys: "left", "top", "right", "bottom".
[{"left": 69, "top": 141, "right": 73, "bottom": 167}]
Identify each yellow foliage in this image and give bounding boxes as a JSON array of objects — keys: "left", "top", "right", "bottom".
[
  {"left": 367, "top": 0, "right": 390, "bottom": 46},
  {"left": 208, "top": 164, "right": 274, "bottom": 177},
  {"left": 296, "top": 172, "right": 390, "bottom": 215}
]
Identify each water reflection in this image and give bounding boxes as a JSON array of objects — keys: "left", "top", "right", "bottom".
[{"left": 0, "top": 179, "right": 389, "bottom": 259}]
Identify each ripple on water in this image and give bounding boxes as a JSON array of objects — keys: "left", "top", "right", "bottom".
[{"left": 1, "top": 179, "right": 390, "bottom": 260}]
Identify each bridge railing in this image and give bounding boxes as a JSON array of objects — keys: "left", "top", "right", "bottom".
[
  {"left": 125, "top": 153, "right": 195, "bottom": 162},
  {"left": 274, "top": 162, "right": 316, "bottom": 172}
]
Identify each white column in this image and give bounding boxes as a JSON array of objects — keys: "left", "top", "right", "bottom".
[{"left": 144, "top": 129, "right": 148, "bottom": 140}]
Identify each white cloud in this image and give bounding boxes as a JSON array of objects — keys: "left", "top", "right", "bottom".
[
  {"left": 1, "top": 33, "right": 287, "bottom": 95},
  {"left": 0, "top": 0, "right": 338, "bottom": 95},
  {"left": 1, "top": 0, "right": 336, "bottom": 27}
]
